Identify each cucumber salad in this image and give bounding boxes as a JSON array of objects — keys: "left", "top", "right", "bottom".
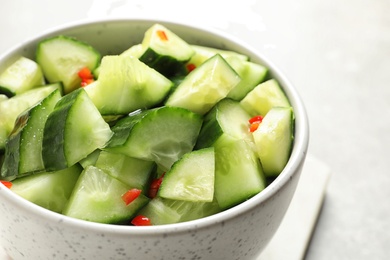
[{"left": 0, "top": 24, "right": 294, "bottom": 225}]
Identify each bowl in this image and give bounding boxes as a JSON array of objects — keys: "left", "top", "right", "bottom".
[{"left": 0, "top": 18, "right": 309, "bottom": 260}]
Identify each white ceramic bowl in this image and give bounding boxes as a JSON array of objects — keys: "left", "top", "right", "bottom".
[{"left": 0, "top": 18, "right": 309, "bottom": 260}]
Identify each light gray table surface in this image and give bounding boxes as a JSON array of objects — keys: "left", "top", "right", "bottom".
[{"left": 1, "top": 1, "right": 389, "bottom": 259}]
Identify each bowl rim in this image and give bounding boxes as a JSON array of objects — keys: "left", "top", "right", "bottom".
[{"left": 0, "top": 17, "right": 309, "bottom": 236}]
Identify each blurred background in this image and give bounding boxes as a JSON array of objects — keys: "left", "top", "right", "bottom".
[{"left": 1, "top": 0, "right": 390, "bottom": 259}]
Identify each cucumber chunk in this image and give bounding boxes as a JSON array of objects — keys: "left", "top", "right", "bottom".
[
  {"left": 165, "top": 54, "right": 241, "bottom": 115},
  {"left": 139, "top": 24, "right": 195, "bottom": 77},
  {"left": 63, "top": 165, "right": 149, "bottom": 224},
  {"left": 1, "top": 89, "right": 62, "bottom": 181},
  {"left": 240, "top": 79, "right": 290, "bottom": 116},
  {"left": 158, "top": 148, "right": 214, "bottom": 202},
  {"left": 0, "top": 84, "right": 62, "bottom": 150},
  {"left": 252, "top": 107, "right": 294, "bottom": 176},
  {"left": 106, "top": 106, "right": 203, "bottom": 171},
  {"left": 137, "top": 196, "right": 221, "bottom": 225},
  {"left": 187, "top": 45, "right": 249, "bottom": 67},
  {"left": 0, "top": 57, "right": 45, "bottom": 96},
  {"left": 10, "top": 164, "right": 82, "bottom": 213},
  {"left": 214, "top": 138, "right": 266, "bottom": 210},
  {"left": 195, "top": 98, "right": 253, "bottom": 149},
  {"left": 225, "top": 56, "right": 268, "bottom": 101},
  {"left": 42, "top": 88, "right": 113, "bottom": 171},
  {"left": 36, "top": 35, "right": 101, "bottom": 94},
  {"left": 85, "top": 55, "right": 173, "bottom": 115},
  {"left": 95, "top": 151, "right": 155, "bottom": 190}
]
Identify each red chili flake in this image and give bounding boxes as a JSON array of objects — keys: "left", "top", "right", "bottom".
[
  {"left": 148, "top": 173, "right": 165, "bottom": 198},
  {"left": 157, "top": 30, "right": 168, "bottom": 41},
  {"left": 1, "top": 180, "right": 12, "bottom": 189},
  {"left": 248, "top": 115, "right": 263, "bottom": 133},
  {"left": 131, "top": 215, "right": 152, "bottom": 226},
  {"left": 121, "top": 188, "right": 142, "bottom": 205},
  {"left": 186, "top": 63, "right": 196, "bottom": 72},
  {"left": 78, "top": 67, "right": 95, "bottom": 87}
]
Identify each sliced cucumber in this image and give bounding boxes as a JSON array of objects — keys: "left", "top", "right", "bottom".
[
  {"left": 0, "top": 84, "right": 62, "bottom": 150},
  {"left": 226, "top": 56, "right": 268, "bottom": 101},
  {"left": 84, "top": 55, "right": 173, "bottom": 115},
  {"left": 187, "top": 45, "right": 249, "bottom": 67},
  {"left": 63, "top": 165, "right": 149, "bottom": 224},
  {"left": 1, "top": 89, "right": 62, "bottom": 181},
  {"left": 240, "top": 79, "right": 290, "bottom": 116},
  {"left": 0, "top": 56, "right": 45, "bottom": 96},
  {"left": 42, "top": 88, "right": 113, "bottom": 171},
  {"left": 120, "top": 43, "right": 143, "bottom": 58},
  {"left": 214, "top": 138, "right": 266, "bottom": 210},
  {"left": 195, "top": 98, "right": 253, "bottom": 149},
  {"left": 252, "top": 107, "right": 294, "bottom": 176},
  {"left": 139, "top": 23, "right": 195, "bottom": 77},
  {"left": 165, "top": 54, "right": 241, "bottom": 115},
  {"left": 106, "top": 106, "right": 202, "bottom": 171},
  {"left": 10, "top": 164, "right": 82, "bottom": 213},
  {"left": 78, "top": 149, "right": 101, "bottom": 168},
  {"left": 158, "top": 147, "right": 214, "bottom": 202},
  {"left": 137, "top": 196, "right": 221, "bottom": 225},
  {"left": 36, "top": 35, "right": 101, "bottom": 93},
  {"left": 95, "top": 150, "right": 155, "bottom": 190}
]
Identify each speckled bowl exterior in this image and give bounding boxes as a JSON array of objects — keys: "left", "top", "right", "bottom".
[{"left": 0, "top": 19, "right": 309, "bottom": 260}]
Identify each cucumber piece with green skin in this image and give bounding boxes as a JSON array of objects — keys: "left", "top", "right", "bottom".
[
  {"left": 10, "top": 164, "right": 82, "bottom": 213},
  {"left": 0, "top": 94, "right": 8, "bottom": 103},
  {"left": 120, "top": 43, "right": 143, "bottom": 58},
  {"left": 42, "top": 88, "right": 113, "bottom": 171},
  {"left": 78, "top": 149, "right": 101, "bottom": 168},
  {"left": 252, "top": 107, "right": 294, "bottom": 176},
  {"left": 214, "top": 137, "right": 266, "bottom": 210},
  {"left": 0, "top": 57, "right": 45, "bottom": 97},
  {"left": 0, "top": 84, "right": 62, "bottom": 151},
  {"left": 95, "top": 150, "right": 155, "bottom": 190},
  {"left": 195, "top": 98, "right": 253, "bottom": 149},
  {"left": 240, "top": 79, "right": 290, "bottom": 116},
  {"left": 226, "top": 56, "right": 268, "bottom": 101},
  {"left": 36, "top": 35, "right": 101, "bottom": 94},
  {"left": 1, "top": 89, "right": 62, "bottom": 181},
  {"left": 139, "top": 24, "right": 195, "bottom": 77},
  {"left": 158, "top": 147, "right": 214, "bottom": 202},
  {"left": 85, "top": 55, "right": 173, "bottom": 115},
  {"left": 63, "top": 165, "right": 149, "bottom": 224},
  {"left": 165, "top": 54, "right": 241, "bottom": 115},
  {"left": 187, "top": 45, "right": 249, "bottom": 67},
  {"left": 106, "top": 106, "right": 202, "bottom": 171},
  {"left": 137, "top": 196, "right": 221, "bottom": 225}
]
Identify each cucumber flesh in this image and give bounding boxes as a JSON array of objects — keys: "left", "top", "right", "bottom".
[
  {"left": 63, "top": 165, "right": 149, "bottom": 224},
  {"left": 187, "top": 45, "right": 249, "bottom": 67},
  {"left": 1, "top": 89, "right": 62, "bottom": 181},
  {"left": 36, "top": 35, "right": 101, "bottom": 94},
  {"left": 165, "top": 54, "right": 241, "bottom": 115},
  {"left": 106, "top": 106, "right": 202, "bottom": 171},
  {"left": 85, "top": 55, "right": 173, "bottom": 115},
  {"left": 158, "top": 148, "right": 214, "bottom": 202},
  {"left": 95, "top": 151, "right": 155, "bottom": 190},
  {"left": 214, "top": 138, "right": 266, "bottom": 210},
  {"left": 42, "top": 88, "right": 113, "bottom": 171},
  {"left": 0, "top": 57, "right": 45, "bottom": 96},
  {"left": 240, "top": 79, "right": 290, "bottom": 116},
  {"left": 252, "top": 107, "right": 294, "bottom": 176},
  {"left": 195, "top": 98, "right": 253, "bottom": 149},
  {"left": 139, "top": 24, "right": 195, "bottom": 77},
  {"left": 137, "top": 196, "right": 221, "bottom": 225},
  {"left": 10, "top": 164, "right": 82, "bottom": 213}
]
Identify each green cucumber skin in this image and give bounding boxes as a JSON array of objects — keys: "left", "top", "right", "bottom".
[
  {"left": 1, "top": 89, "right": 61, "bottom": 180},
  {"left": 194, "top": 106, "right": 223, "bottom": 149},
  {"left": 139, "top": 48, "right": 188, "bottom": 77},
  {"left": 42, "top": 89, "right": 79, "bottom": 171}
]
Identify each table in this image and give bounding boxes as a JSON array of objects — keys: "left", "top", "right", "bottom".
[{"left": 1, "top": 1, "right": 389, "bottom": 259}]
